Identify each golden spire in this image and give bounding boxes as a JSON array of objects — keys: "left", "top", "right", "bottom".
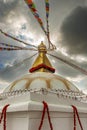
[{"left": 29, "top": 41, "right": 55, "bottom": 73}]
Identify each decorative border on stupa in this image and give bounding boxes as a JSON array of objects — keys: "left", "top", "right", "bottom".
[{"left": 0, "top": 88, "right": 86, "bottom": 102}]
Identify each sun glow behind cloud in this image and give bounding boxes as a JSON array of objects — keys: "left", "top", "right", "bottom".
[
  {"left": 66, "top": 75, "right": 86, "bottom": 83},
  {"left": 3, "top": 0, "right": 7, "bottom": 3},
  {"left": 6, "top": 13, "right": 27, "bottom": 32},
  {"left": 70, "top": 55, "right": 87, "bottom": 63}
]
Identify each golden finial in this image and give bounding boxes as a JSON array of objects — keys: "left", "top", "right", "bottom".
[{"left": 29, "top": 41, "right": 55, "bottom": 73}]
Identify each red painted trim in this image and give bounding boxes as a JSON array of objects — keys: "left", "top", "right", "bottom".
[
  {"left": 29, "top": 63, "right": 55, "bottom": 73},
  {"left": 72, "top": 105, "right": 83, "bottom": 130},
  {"left": 0, "top": 104, "right": 9, "bottom": 130},
  {"left": 38, "top": 101, "right": 53, "bottom": 130}
]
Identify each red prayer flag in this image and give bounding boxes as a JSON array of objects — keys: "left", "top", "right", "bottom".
[
  {"left": 0, "top": 47, "right": 2, "bottom": 50},
  {"left": 27, "top": 0, "right": 32, "bottom": 4}
]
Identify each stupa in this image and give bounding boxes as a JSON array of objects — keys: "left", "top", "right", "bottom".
[{"left": 0, "top": 42, "right": 87, "bottom": 130}]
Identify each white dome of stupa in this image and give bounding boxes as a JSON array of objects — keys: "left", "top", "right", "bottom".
[
  {"left": 4, "top": 42, "right": 79, "bottom": 93},
  {"left": 4, "top": 72, "right": 79, "bottom": 92}
]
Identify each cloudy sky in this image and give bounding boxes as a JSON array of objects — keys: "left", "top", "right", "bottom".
[{"left": 0, "top": 0, "right": 87, "bottom": 93}]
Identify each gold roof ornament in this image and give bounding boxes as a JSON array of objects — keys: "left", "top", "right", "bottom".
[{"left": 29, "top": 41, "right": 55, "bottom": 73}]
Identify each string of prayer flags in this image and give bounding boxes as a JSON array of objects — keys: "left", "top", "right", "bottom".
[
  {"left": 0, "top": 29, "right": 37, "bottom": 48},
  {"left": 0, "top": 43, "right": 22, "bottom": 49},
  {"left": 0, "top": 47, "right": 30, "bottom": 51},
  {"left": 45, "top": 0, "right": 49, "bottom": 18},
  {"left": 0, "top": 43, "right": 37, "bottom": 51},
  {"left": 24, "top": 0, "right": 55, "bottom": 50},
  {"left": 0, "top": 47, "right": 20, "bottom": 51},
  {"left": 24, "top": 0, "right": 47, "bottom": 34}
]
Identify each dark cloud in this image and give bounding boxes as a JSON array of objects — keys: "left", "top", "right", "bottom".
[
  {"left": 60, "top": 6, "right": 87, "bottom": 55},
  {"left": 0, "top": 0, "right": 18, "bottom": 18}
]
